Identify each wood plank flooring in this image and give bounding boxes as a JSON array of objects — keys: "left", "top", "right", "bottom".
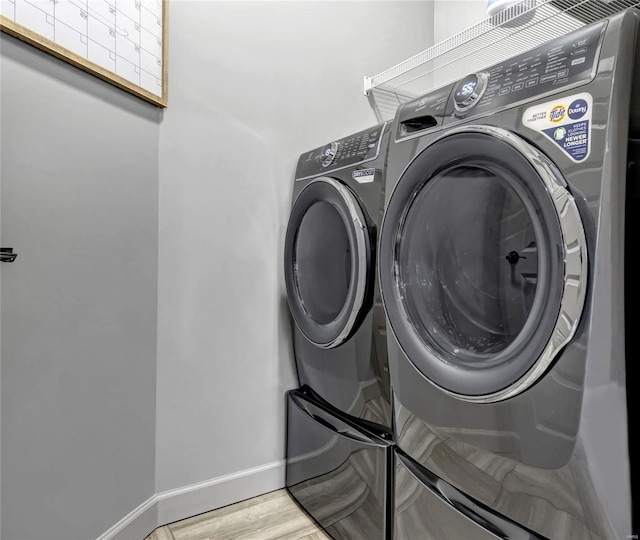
[{"left": 145, "top": 489, "right": 332, "bottom": 540}]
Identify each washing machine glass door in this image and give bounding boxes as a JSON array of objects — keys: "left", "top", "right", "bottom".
[
  {"left": 285, "top": 177, "right": 372, "bottom": 349},
  {"left": 380, "top": 126, "right": 587, "bottom": 402}
]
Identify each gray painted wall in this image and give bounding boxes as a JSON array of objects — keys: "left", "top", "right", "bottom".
[
  {"left": 434, "top": 0, "right": 488, "bottom": 42},
  {"left": 1, "top": 1, "right": 436, "bottom": 537},
  {"left": 156, "top": 1, "right": 435, "bottom": 493},
  {"left": 0, "top": 36, "right": 160, "bottom": 540}
]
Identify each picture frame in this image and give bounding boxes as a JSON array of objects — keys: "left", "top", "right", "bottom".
[{"left": 0, "top": 0, "right": 168, "bottom": 108}]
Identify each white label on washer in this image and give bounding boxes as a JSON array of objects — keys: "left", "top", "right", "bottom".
[
  {"left": 353, "top": 168, "right": 376, "bottom": 183},
  {"left": 522, "top": 92, "right": 592, "bottom": 163}
]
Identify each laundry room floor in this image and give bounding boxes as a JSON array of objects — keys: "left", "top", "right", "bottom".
[{"left": 145, "top": 489, "right": 332, "bottom": 540}]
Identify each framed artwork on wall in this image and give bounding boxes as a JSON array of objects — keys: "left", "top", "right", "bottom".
[{"left": 0, "top": 0, "right": 168, "bottom": 107}]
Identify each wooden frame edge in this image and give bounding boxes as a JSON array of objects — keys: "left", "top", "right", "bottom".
[{"left": 0, "top": 1, "right": 168, "bottom": 108}]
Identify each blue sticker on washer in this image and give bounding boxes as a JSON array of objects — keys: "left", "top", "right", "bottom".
[
  {"left": 543, "top": 120, "right": 589, "bottom": 161},
  {"left": 522, "top": 93, "right": 592, "bottom": 163}
]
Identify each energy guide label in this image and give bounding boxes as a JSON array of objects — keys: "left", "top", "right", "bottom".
[{"left": 522, "top": 92, "right": 592, "bottom": 162}]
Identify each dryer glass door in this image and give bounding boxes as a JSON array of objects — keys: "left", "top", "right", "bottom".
[
  {"left": 285, "top": 178, "right": 372, "bottom": 349},
  {"left": 379, "top": 126, "right": 587, "bottom": 402}
]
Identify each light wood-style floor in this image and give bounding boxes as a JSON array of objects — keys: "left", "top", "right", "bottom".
[{"left": 145, "top": 489, "right": 332, "bottom": 540}]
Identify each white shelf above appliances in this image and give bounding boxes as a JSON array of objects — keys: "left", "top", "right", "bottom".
[{"left": 365, "top": 0, "right": 640, "bottom": 121}]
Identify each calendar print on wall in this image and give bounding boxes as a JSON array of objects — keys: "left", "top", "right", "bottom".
[{"left": 0, "top": 0, "right": 168, "bottom": 107}]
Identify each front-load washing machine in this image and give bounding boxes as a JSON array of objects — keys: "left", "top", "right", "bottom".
[
  {"left": 284, "top": 124, "right": 394, "bottom": 539},
  {"left": 379, "top": 9, "right": 638, "bottom": 540}
]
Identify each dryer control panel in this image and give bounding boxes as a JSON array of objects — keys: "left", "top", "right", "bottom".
[
  {"left": 448, "top": 20, "right": 605, "bottom": 118},
  {"left": 295, "top": 124, "right": 386, "bottom": 181}
]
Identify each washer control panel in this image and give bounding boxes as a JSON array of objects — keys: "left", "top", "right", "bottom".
[
  {"left": 449, "top": 20, "right": 605, "bottom": 117},
  {"left": 395, "top": 20, "right": 605, "bottom": 139},
  {"left": 296, "top": 124, "right": 385, "bottom": 180}
]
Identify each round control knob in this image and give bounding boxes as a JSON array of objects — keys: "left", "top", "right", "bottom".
[
  {"left": 453, "top": 73, "right": 489, "bottom": 114},
  {"left": 320, "top": 142, "right": 339, "bottom": 168}
]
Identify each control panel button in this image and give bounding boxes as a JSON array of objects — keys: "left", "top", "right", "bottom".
[
  {"left": 453, "top": 72, "right": 489, "bottom": 114},
  {"left": 320, "top": 142, "right": 339, "bottom": 168}
]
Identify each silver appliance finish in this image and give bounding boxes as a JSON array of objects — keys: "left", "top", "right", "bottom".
[{"left": 380, "top": 10, "right": 638, "bottom": 540}]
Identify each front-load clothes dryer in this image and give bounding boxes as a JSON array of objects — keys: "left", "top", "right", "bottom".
[
  {"left": 284, "top": 123, "right": 392, "bottom": 429},
  {"left": 284, "top": 124, "right": 394, "bottom": 540},
  {"left": 379, "top": 9, "right": 638, "bottom": 540}
]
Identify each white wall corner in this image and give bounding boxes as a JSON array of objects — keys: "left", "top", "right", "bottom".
[
  {"left": 96, "top": 496, "right": 158, "bottom": 540},
  {"left": 156, "top": 459, "right": 286, "bottom": 527},
  {"left": 96, "top": 460, "right": 286, "bottom": 540}
]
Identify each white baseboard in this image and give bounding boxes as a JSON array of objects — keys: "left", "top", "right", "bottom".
[
  {"left": 96, "top": 460, "right": 286, "bottom": 540},
  {"left": 96, "top": 496, "right": 158, "bottom": 540},
  {"left": 156, "top": 459, "right": 286, "bottom": 527}
]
